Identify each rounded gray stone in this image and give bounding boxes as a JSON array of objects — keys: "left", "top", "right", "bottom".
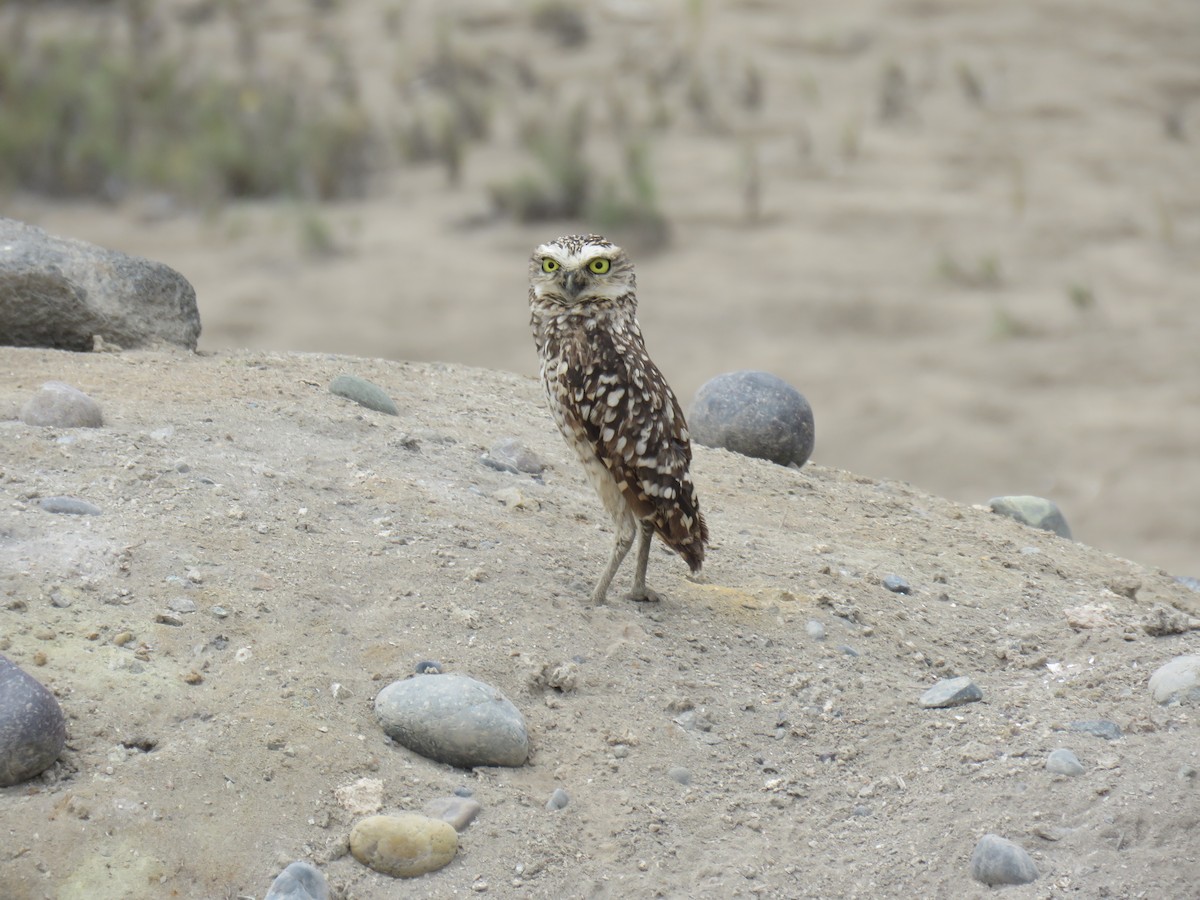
[
  {"left": 805, "top": 620, "right": 826, "bottom": 641},
  {"left": 688, "top": 370, "right": 814, "bottom": 467},
  {"left": 374, "top": 673, "right": 529, "bottom": 768},
  {"left": 329, "top": 375, "right": 398, "bottom": 416},
  {"left": 918, "top": 676, "right": 982, "bottom": 709},
  {"left": 970, "top": 833, "right": 1038, "bottom": 886},
  {"left": 482, "top": 438, "right": 544, "bottom": 475},
  {"left": 667, "top": 766, "right": 692, "bottom": 785},
  {"left": 38, "top": 496, "right": 102, "bottom": 515},
  {"left": 1149, "top": 654, "right": 1200, "bottom": 706},
  {"left": 988, "top": 495, "right": 1072, "bottom": 539},
  {"left": 264, "top": 860, "right": 330, "bottom": 900},
  {"left": 1046, "top": 748, "right": 1085, "bottom": 776},
  {"left": 546, "top": 787, "right": 570, "bottom": 810},
  {"left": 19, "top": 381, "right": 102, "bottom": 428},
  {"left": 1069, "top": 719, "right": 1122, "bottom": 741},
  {"left": 0, "top": 653, "right": 67, "bottom": 787}
]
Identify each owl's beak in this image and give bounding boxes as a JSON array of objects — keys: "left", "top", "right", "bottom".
[{"left": 564, "top": 269, "right": 584, "bottom": 298}]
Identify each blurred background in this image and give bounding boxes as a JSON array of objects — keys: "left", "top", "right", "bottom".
[{"left": 2, "top": 0, "right": 1197, "bottom": 575}]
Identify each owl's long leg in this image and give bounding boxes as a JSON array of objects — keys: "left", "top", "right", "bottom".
[
  {"left": 625, "top": 520, "right": 661, "bottom": 603},
  {"left": 591, "top": 525, "right": 635, "bottom": 605}
]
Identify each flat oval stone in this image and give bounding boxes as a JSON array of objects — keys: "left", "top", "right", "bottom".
[
  {"left": 1149, "top": 654, "right": 1200, "bottom": 705},
  {"left": 38, "top": 496, "right": 102, "bottom": 516},
  {"left": 19, "top": 381, "right": 102, "bottom": 428},
  {"left": 349, "top": 814, "right": 457, "bottom": 878},
  {"left": 264, "top": 860, "right": 330, "bottom": 900},
  {"left": 970, "top": 833, "right": 1038, "bottom": 886},
  {"left": 0, "top": 653, "right": 67, "bottom": 786},
  {"left": 918, "top": 676, "right": 982, "bottom": 709},
  {"left": 374, "top": 673, "right": 529, "bottom": 768},
  {"left": 329, "top": 375, "right": 398, "bottom": 415}
]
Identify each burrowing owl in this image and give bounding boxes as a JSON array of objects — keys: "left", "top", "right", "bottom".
[{"left": 529, "top": 233, "right": 708, "bottom": 604}]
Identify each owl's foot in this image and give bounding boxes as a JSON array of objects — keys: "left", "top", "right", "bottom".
[{"left": 625, "top": 587, "right": 661, "bottom": 603}]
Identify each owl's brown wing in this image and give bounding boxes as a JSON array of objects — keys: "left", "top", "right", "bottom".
[{"left": 560, "top": 324, "right": 708, "bottom": 571}]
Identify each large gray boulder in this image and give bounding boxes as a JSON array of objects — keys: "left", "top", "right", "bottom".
[{"left": 0, "top": 217, "right": 200, "bottom": 351}]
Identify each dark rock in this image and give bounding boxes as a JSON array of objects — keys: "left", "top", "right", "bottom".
[
  {"left": 38, "top": 496, "right": 102, "bottom": 515},
  {"left": 264, "top": 860, "right": 330, "bottom": 900},
  {"left": 988, "top": 495, "right": 1072, "bottom": 539},
  {"left": 918, "top": 676, "right": 982, "bottom": 709},
  {"left": 0, "top": 653, "right": 67, "bottom": 786},
  {"left": 0, "top": 217, "right": 200, "bottom": 351},
  {"left": 374, "top": 673, "right": 529, "bottom": 768},
  {"left": 422, "top": 795, "right": 482, "bottom": 832},
  {"left": 1068, "top": 719, "right": 1122, "bottom": 741},
  {"left": 329, "top": 375, "right": 398, "bottom": 415},
  {"left": 688, "top": 370, "right": 814, "bottom": 467},
  {"left": 970, "top": 833, "right": 1038, "bottom": 886},
  {"left": 882, "top": 574, "right": 911, "bottom": 594},
  {"left": 19, "top": 382, "right": 103, "bottom": 428}
]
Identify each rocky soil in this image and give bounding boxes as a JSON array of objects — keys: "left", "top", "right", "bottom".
[{"left": 1, "top": 347, "right": 1198, "bottom": 899}]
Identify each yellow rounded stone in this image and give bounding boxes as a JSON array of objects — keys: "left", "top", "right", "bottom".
[{"left": 349, "top": 814, "right": 458, "bottom": 878}]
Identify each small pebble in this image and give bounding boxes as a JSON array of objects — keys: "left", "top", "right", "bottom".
[
  {"left": 19, "top": 382, "right": 103, "bottom": 428},
  {"left": 987, "top": 495, "right": 1072, "bottom": 539},
  {"left": 334, "top": 778, "right": 383, "bottom": 815},
  {"left": 349, "top": 814, "right": 457, "bottom": 878},
  {"left": 688, "top": 370, "right": 815, "bottom": 467},
  {"left": 667, "top": 766, "right": 692, "bottom": 785},
  {"left": 546, "top": 788, "right": 570, "bottom": 811},
  {"left": 1142, "top": 605, "right": 1195, "bottom": 637},
  {"left": 423, "top": 795, "right": 483, "bottom": 832},
  {"left": 264, "top": 860, "right": 330, "bottom": 900},
  {"left": 329, "top": 375, "right": 398, "bottom": 416},
  {"left": 805, "top": 620, "right": 826, "bottom": 641},
  {"left": 167, "top": 597, "right": 197, "bottom": 614},
  {"left": 38, "top": 496, "right": 102, "bottom": 515},
  {"left": 154, "top": 612, "right": 184, "bottom": 626},
  {"left": 1068, "top": 719, "right": 1122, "bottom": 741},
  {"left": 0, "top": 653, "right": 67, "bottom": 786},
  {"left": 374, "top": 673, "right": 529, "bottom": 768},
  {"left": 1045, "top": 748, "right": 1085, "bottom": 776},
  {"left": 970, "top": 833, "right": 1038, "bottom": 886},
  {"left": 882, "top": 574, "right": 911, "bottom": 594},
  {"left": 1149, "top": 655, "right": 1200, "bottom": 705},
  {"left": 415, "top": 660, "right": 442, "bottom": 675},
  {"left": 481, "top": 438, "right": 544, "bottom": 475},
  {"left": 918, "top": 676, "right": 982, "bottom": 709}
]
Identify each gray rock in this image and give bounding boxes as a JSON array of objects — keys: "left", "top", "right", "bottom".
[
  {"left": 970, "top": 833, "right": 1038, "bottom": 886},
  {"left": 546, "top": 787, "right": 570, "bottom": 810},
  {"left": 20, "top": 382, "right": 102, "bottom": 428},
  {"left": 882, "top": 574, "right": 911, "bottom": 594},
  {"left": 38, "top": 496, "right": 102, "bottom": 515},
  {"left": 1068, "top": 719, "right": 1122, "bottom": 741},
  {"left": 374, "top": 673, "right": 529, "bottom": 768},
  {"left": 918, "top": 676, "right": 982, "bottom": 709},
  {"left": 988, "top": 495, "right": 1072, "bottom": 539},
  {"left": 667, "top": 766, "right": 692, "bottom": 785},
  {"left": 329, "top": 375, "right": 398, "bottom": 415},
  {"left": 264, "top": 860, "right": 330, "bottom": 900},
  {"left": 1045, "top": 748, "right": 1085, "bottom": 776},
  {"left": 422, "top": 795, "right": 483, "bottom": 832},
  {"left": 688, "top": 370, "right": 814, "bottom": 467},
  {"left": 1149, "top": 654, "right": 1200, "bottom": 705},
  {"left": 0, "top": 217, "right": 200, "bottom": 351},
  {"left": 805, "top": 620, "right": 826, "bottom": 641},
  {"left": 481, "top": 437, "right": 545, "bottom": 475},
  {"left": 0, "top": 653, "right": 67, "bottom": 787}
]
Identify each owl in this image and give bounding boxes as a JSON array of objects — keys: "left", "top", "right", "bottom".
[{"left": 529, "top": 233, "right": 708, "bottom": 604}]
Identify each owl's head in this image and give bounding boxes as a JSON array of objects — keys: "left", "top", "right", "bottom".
[{"left": 529, "top": 234, "right": 636, "bottom": 313}]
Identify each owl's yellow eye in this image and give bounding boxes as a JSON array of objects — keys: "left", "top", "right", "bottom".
[
  {"left": 588, "top": 258, "right": 611, "bottom": 274},
  {"left": 541, "top": 258, "right": 560, "bottom": 273}
]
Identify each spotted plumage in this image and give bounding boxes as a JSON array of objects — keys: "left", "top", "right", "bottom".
[{"left": 529, "top": 233, "right": 708, "bottom": 604}]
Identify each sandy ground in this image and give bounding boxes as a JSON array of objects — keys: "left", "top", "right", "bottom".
[
  {"left": 1, "top": 346, "right": 1198, "bottom": 900},
  {"left": 2, "top": 2, "right": 1199, "bottom": 897}
]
